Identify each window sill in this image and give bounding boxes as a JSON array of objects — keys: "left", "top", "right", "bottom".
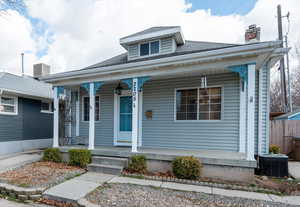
[
  {"left": 41, "top": 110, "right": 53, "bottom": 114},
  {"left": 0, "top": 112, "right": 18, "bottom": 116}
]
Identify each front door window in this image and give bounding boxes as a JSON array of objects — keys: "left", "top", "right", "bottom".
[{"left": 119, "top": 96, "right": 132, "bottom": 132}]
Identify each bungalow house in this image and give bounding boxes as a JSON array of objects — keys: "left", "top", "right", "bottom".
[
  {"left": 0, "top": 64, "right": 53, "bottom": 155},
  {"left": 41, "top": 26, "right": 286, "bottom": 181}
]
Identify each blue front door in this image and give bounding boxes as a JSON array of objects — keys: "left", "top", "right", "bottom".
[{"left": 117, "top": 96, "right": 132, "bottom": 145}]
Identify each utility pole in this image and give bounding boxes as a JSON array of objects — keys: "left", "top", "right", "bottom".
[
  {"left": 285, "top": 35, "right": 292, "bottom": 112},
  {"left": 277, "top": 4, "right": 288, "bottom": 112}
]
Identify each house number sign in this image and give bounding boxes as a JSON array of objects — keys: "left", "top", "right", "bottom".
[{"left": 132, "top": 80, "right": 137, "bottom": 108}]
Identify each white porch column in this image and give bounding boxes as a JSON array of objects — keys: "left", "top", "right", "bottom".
[
  {"left": 89, "top": 82, "right": 95, "bottom": 150},
  {"left": 239, "top": 80, "right": 246, "bottom": 153},
  {"left": 53, "top": 87, "right": 59, "bottom": 148},
  {"left": 132, "top": 78, "right": 138, "bottom": 152},
  {"left": 75, "top": 89, "right": 80, "bottom": 137},
  {"left": 247, "top": 64, "right": 256, "bottom": 161}
]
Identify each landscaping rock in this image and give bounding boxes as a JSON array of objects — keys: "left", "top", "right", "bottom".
[{"left": 29, "top": 194, "right": 41, "bottom": 201}]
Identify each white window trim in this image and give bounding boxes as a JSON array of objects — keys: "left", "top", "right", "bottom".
[
  {"left": 41, "top": 101, "right": 53, "bottom": 114},
  {"left": 138, "top": 39, "right": 161, "bottom": 57},
  {"left": 0, "top": 95, "right": 18, "bottom": 115},
  {"left": 81, "top": 95, "right": 100, "bottom": 122},
  {"left": 174, "top": 85, "right": 224, "bottom": 122}
]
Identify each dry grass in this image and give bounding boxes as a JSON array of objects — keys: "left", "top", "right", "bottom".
[{"left": 0, "top": 161, "right": 85, "bottom": 188}]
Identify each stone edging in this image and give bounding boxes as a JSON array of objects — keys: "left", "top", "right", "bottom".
[
  {"left": 121, "top": 172, "right": 280, "bottom": 195},
  {"left": 0, "top": 182, "right": 44, "bottom": 202}
]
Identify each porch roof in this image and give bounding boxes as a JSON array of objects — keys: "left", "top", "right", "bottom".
[
  {"left": 59, "top": 146, "right": 257, "bottom": 168},
  {"left": 41, "top": 40, "right": 283, "bottom": 85}
]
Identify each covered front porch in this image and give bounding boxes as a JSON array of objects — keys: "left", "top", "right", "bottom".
[{"left": 59, "top": 145, "right": 256, "bottom": 181}]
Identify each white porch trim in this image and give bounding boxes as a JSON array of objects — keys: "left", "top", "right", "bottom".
[
  {"left": 75, "top": 89, "right": 80, "bottom": 137},
  {"left": 88, "top": 82, "right": 95, "bottom": 150},
  {"left": 113, "top": 90, "right": 143, "bottom": 147},
  {"left": 53, "top": 86, "right": 59, "bottom": 148},
  {"left": 247, "top": 64, "right": 256, "bottom": 161},
  {"left": 131, "top": 78, "right": 138, "bottom": 152},
  {"left": 258, "top": 67, "right": 263, "bottom": 155},
  {"left": 239, "top": 79, "right": 246, "bottom": 153}
]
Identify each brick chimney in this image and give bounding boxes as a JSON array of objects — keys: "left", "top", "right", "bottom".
[{"left": 245, "top": 24, "right": 261, "bottom": 43}]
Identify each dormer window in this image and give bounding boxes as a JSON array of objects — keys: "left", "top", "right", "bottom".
[{"left": 140, "top": 40, "right": 160, "bottom": 56}]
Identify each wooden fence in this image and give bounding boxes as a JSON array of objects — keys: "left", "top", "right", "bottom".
[{"left": 270, "top": 120, "right": 300, "bottom": 155}]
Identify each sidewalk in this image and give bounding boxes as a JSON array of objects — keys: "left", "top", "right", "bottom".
[
  {"left": 43, "top": 172, "right": 115, "bottom": 203},
  {"left": 0, "top": 151, "right": 42, "bottom": 173},
  {"left": 289, "top": 161, "right": 300, "bottom": 179}
]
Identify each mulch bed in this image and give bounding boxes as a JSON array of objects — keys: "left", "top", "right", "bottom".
[{"left": 0, "top": 161, "right": 85, "bottom": 188}]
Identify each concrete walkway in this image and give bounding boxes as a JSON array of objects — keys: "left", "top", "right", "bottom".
[
  {"left": 108, "top": 177, "right": 300, "bottom": 206},
  {"left": 43, "top": 172, "right": 115, "bottom": 203},
  {"left": 289, "top": 161, "right": 300, "bottom": 179},
  {"left": 0, "top": 152, "right": 42, "bottom": 173}
]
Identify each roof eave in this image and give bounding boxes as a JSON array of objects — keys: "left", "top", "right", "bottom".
[{"left": 42, "top": 40, "right": 282, "bottom": 83}]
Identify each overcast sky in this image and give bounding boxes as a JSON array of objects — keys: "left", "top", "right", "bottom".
[{"left": 0, "top": 0, "right": 299, "bottom": 76}]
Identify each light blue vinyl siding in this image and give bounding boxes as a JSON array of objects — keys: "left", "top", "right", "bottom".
[
  {"left": 142, "top": 73, "right": 240, "bottom": 151},
  {"left": 76, "top": 70, "right": 269, "bottom": 153},
  {"left": 160, "top": 38, "right": 174, "bottom": 54},
  {"left": 79, "top": 84, "right": 118, "bottom": 146}
]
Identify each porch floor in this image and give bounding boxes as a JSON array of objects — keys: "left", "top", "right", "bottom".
[{"left": 60, "top": 145, "right": 256, "bottom": 168}]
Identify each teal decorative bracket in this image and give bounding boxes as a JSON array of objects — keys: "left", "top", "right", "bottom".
[
  {"left": 81, "top": 83, "right": 90, "bottom": 92},
  {"left": 94, "top": 82, "right": 104, "bottom": 94},
  {"left": 228, "top": 64, "right": 248, "bottom": 83},
  {"left": 138, "top": 76, "right": 150, "bottom": 91},
  {"left": 121, "top": 78, "right": 133, "bottom": 90}
]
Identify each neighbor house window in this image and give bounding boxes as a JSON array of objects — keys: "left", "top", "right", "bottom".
[
  {"left": 0, "top": 96, "right": 17, "bottom": 115},
  {"left": 82, "top": 96, "right": 100, "bottom": 121},
  {"left": 41, "top": 101, "right": 53, "bottom": 113},
  {"left": 140, "top": 40, "right": 159, "bottom": 56},
  {"left": 176, "top": 87, "right": 222, "bottom": 121}
]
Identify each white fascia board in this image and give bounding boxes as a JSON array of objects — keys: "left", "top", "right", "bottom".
[
  {"left": 0, "top": 87, "right": 53, "bottom": 100},
  {"left": 120, "top": 27, "right": 184, "bottom": 47},
  {"left": 42, "top": 41, "right": 281, "bottom": 83}
]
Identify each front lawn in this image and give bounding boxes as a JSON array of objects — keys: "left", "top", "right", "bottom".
[{"left": 0, "top": 161, "right": 85, "bottom": 188}]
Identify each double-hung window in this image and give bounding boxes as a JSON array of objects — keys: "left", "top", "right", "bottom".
[
  {"left": 41, "top": 101, "right": 53, "bottom": 113},
  {"left": 0, "top": 96, "right": 18, "bottom": 115},
  {"left": 82, "top": 96, "right": 100, "bottom": 121},
  {"left": 140, "top": 40, "right": 159, "bottom": 56},
  {"left": 176, "top": 87, "right": 222, "bottom": 121}
]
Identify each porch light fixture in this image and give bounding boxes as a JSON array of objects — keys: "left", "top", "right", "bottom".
[
  {"left": 200, "top": 76, "right": 207, "bottom": 88},
  {"left": 115, "top": 83, "right": 123, "bottom": 95}
]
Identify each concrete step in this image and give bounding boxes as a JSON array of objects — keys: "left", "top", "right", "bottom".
[
  {"left": 92, "top": 156, "right": 128, "bottom": 167},
  {"left": 87, "top": 164, "right": 123, "bottom": 175}
]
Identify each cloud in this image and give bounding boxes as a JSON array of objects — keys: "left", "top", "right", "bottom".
[{"left": 1, "top": 0, "right": 299, "bottom": 75}]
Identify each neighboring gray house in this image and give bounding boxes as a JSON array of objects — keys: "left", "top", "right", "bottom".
[
  {"left": 0, "top": 67, "right": 53, "bottom": 155},
  {"left": 42, "top": 26, "right": 286, "bottom": 181}
]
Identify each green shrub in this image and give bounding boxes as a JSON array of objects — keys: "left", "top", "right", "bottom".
[
  {"left": 172, "top": 156, "right": 202, "bottom": 180},
  {"left": 269, "top": 144, "right": 280, "bottom": 154},
  {"left": 127, "top": 155, "right": 147, "bottom": 174},
  {"left": 43, "top": 148, "right": 62, "bottom": 163},
  {"left": 68, "top": 149, "right": 91, "bottom": 168}
]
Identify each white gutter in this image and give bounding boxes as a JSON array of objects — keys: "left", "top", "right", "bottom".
[
  {"left": 42, "top": 41, "right": 281, "bottom": 83},
  {"left": 0, "top": 87, "right": 53, "bottom": 100}
]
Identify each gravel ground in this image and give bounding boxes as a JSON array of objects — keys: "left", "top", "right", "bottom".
[
  {"left": 86, "top": 183, "right": 297, "bottom": 207},
  {"left": 0, "top": 161, "right": 85, "bottom": 188}
]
